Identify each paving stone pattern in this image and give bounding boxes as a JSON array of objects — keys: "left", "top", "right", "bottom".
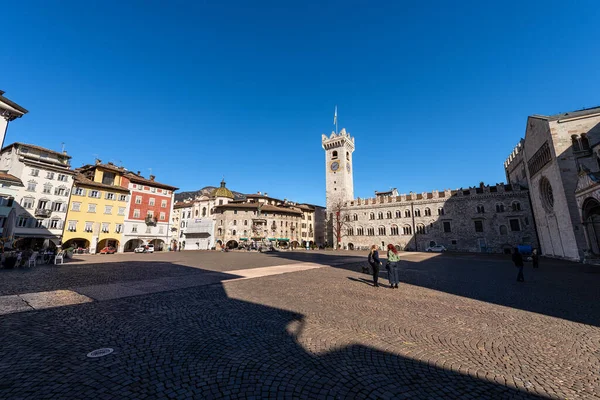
[{"left": 0, "top": 251, "right": 598, "bottom": 399}]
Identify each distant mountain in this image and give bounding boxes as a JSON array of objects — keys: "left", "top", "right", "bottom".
[{"left": 174, "top": 186, "right": 246, "bottom": 202}]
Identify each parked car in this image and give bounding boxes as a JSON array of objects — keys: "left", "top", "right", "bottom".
[
  {"left": 99, "top": 246, "right": 117, "bottom": 254},
  {"left": 425, "top": 245, "right": 447, "bottom": 253},
  {"left": 134, "top": 244, "right": 154, "bottom": 253}
]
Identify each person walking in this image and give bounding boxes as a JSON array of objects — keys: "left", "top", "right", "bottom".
[
  {"left": 368, "top": 245, "right": 382, "bottom": 287},
  {"left": 386, "top": 244, "right": 401, "bottom": 289},
  {"left": 512, "top": 247, "right": 525, "bottom": 282},
  {"left": 532, "top": 248, "right": 539, "bottom": 268}
]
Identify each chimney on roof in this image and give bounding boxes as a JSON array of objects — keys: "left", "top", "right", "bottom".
[
  {"left": 258, "top": 191, "right": 261, "bottom": 195},
  {"left": 95, "top": 158, "right": 102, "bottom": 165},
  {"left": 149, "top": 175, "right": 155, "bottom": 181},
  {"left": 137, "top": 171, "right": 141, "bottom": 175},
  {"left": 264, "top": 192, "right": 268, "bottom": 196}
]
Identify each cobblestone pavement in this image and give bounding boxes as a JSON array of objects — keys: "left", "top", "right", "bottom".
[{"left": 0, "top": 251, "right": 599, "bottom": 399}]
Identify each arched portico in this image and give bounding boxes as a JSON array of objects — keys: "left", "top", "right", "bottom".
[
  {"left": 150, "top": 239, "right": 165, "bottom": 251},
  {"left": 226, "top": 240, "right": 238, "bottom": 249},
  {"left": 63, "top": 238, "right": 90, "bottom": 252},
  {"left": 124, "top": 239, "right": 143, "bottom": 252},
  {"left": 97, "top": 238, "right": 119, "bottom": 253}
]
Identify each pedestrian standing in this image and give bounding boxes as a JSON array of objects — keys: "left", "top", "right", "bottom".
[
  {"left": 532, "top": 248, "right": 539, "bottom": 268},
  {"left": 386, "top": 244, "right": 401, "bottom": 289},
  {"left": 512, "top": 247, "right": 525, "bottom": 282},
  {"left": 368, "top": 245, "right": 382, "bottom": 287}
]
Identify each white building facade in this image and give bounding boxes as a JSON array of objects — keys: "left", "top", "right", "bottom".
[{"left": 0, "top": 143, "right": 75, "bottom": 248}]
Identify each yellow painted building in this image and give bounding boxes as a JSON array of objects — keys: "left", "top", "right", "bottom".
[{"left": 62, "top": 162, "right": 130, "bottom": 253}]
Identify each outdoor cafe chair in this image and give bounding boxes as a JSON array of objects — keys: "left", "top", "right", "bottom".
[{"left": 54, "top": 251, "right": 64, "bottom": 265}]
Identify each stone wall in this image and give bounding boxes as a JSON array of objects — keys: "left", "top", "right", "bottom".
[{"left": 340, "top": 184, "right": 538, "bottom": 254}]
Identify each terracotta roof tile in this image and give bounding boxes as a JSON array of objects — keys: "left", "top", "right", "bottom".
[
  {"left": 0, "top": 172, "right": 23, "bottom": 185},
  {"left": 1, "top": 142, "right": 71, "bottom": 159}
]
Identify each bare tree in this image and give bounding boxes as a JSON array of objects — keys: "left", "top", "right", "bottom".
[{"left": 328, "top": 200, "right": 351, "bottom": 249}]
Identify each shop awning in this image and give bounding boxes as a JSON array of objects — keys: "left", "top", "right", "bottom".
[
  {"left": 268, "top": 238, "right": 276, "bottom": 241},
  {"left": 277, "top": 238, "right": 290, "bottom": 242},
  {"left": 240, "top": 238, "right": 248, "bottom": 241},
  {"left": 251, "top": 237, "right": 263, "bottom": 240}
]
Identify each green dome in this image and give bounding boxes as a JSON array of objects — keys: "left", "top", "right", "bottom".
[{"left": 212, "top": 180, "right": 234, "bottom": 199}]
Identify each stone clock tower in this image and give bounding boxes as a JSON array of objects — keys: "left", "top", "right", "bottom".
[{"left": 322, "top": 128, "right": 355, "bottom": 231}]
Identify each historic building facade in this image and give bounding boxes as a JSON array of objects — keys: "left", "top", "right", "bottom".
[
  {"left": 174, "top": 182, "right": 326, "bottom": 250},
  {"left": 324, "top": 130, "right": 538, "bottom": 252},
  {"left": 62, "top": 162, "right": 130, "bottom": 253},
  {"left": 0, "top": 143, "right": 75, "bottom": 248},
  {"left": 120, "top": 172, "right": 177, "bottom": 252},
  {"left": 506, "top": 106, "right": 600, "bottom": 261}
]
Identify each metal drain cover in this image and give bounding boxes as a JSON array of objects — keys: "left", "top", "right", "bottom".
[{"left": 87, "top": 348, "right": 114, "bottom": 358}]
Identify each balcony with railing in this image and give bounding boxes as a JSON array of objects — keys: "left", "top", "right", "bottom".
[{"left": 35, "top": 208, "right": 52, "bottom": 218}]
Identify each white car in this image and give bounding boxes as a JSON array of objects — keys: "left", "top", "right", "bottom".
[
  {"left": 134, "top": 244, "right": 154, "bottom": 253},
  {"left": 425, "top": 245, "right": 447, "bottom": 253}
]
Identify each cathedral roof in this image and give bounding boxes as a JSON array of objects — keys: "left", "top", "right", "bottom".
[
  {"left": 211, "top": 180, "right": 234, "bottom": 199},
  {"left": 531, "top": 105, "right": 600, "bottom": 121}
]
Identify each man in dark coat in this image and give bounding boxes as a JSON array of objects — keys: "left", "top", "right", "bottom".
[{"left": 512, "top": 247, "right": 524, "bottom": 282}]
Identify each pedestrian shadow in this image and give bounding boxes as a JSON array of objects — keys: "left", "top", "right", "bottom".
[
  {"left": 0, "top": 261, "right": 550, "bottom": 399},
  {"left": 347, "top": 276, "right": 377, "bottom": 286},
  {"left": 266, "top": 250, "right": 600, "bottom": 327}
]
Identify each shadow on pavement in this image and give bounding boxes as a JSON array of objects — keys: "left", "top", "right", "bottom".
[
  {"left": 265, "top": 250, "right": 600, "bottom": 327},
  {"left": 0, "top": 262, "right": 545, "bottom": 399}
]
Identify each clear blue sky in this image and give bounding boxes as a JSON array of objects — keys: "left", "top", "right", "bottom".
[{"left": 3, "top": 0, "right": 599, "bottom": 206}]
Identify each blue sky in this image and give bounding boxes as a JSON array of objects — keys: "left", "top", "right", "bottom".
[{"left": 3, "top": 0, "right": 599, "bottom": 206}]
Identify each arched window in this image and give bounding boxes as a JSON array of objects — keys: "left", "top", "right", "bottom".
[
  {"left": 217, "top": 228, "right": 222, "bottom": 235},
  {"left": 346, "top": 151, "right": 350, "bottom": 160},
  {"left": 477, "top": 205, "right": 485, "bottom": 213},
  {"left": 344, "top": 215, "right": 350, "bottom": 221},
  {"left": 243, "top": 230, "right": 247, "bottom": 236},
  {"left": 416, "top": 224, "right": 425, "bottom": 234},
  {"left": 386, "top": 211, "right": 392, "bottom": 219},
  {"left": 202, "top": 207, "right": 207, "bottom": 217},
  {"left": 367, "top": 227, "right": 375, "bottom": 236},
  {"left": 395, "top": 210, "right": 401, "bottom": 218},
  {"left": 414, "top": 209, "right": 421, "bottom": 217},
  {"left": 499, "top": 225, "right": 508, "bottom": 235},
  {"left": 390, "top": 225, "right": 399, "bottom": 235},
  {"left": 438, "top": 208, "right": 444, "bottom": 216},
  {"left": 232, "top": 230, "right": 236, "bottom": 236},
  {"left": 404, "top": 209, "right": 411, "bottom": 218},
  {"left": 353, "top": 214, "right": 358, "bottom": 221},
  {"left": 332, "top": 151, "right": 338, "bottom": 159},
  {"left": 496, "top": 204, "right": 505, "bottom": 213},
  {"left": 424, "top": 208, "right": 431, "bottom": 216},
  {"left": 512, "top": 201, "right": 521, "bottom": 211},
  {"left": 403, "top": 225, "right": 412, "bottom": 235},
  {"left": 572, "top": 135, "right": 581, "bottom": 152},
  {"left": 369, "top": 213, "right": 375, "bottom": 220},
  {"left": 378, "top": 212, "right": 383, "bottom": 219},
  {"left": 347, "top": 227, "right": 354, "bottom": 236},
  {"left": 357, "top": 227, "right": 364, "bottom": 235},
  {"left": 233, "top": 220, "right": 237, "bottom": 225}
]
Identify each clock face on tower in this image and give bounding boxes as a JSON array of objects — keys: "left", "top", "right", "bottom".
[
  {"left": 330, "top": 161, "right": 340, "bottom": 172},
  {"left": 346, "top": 163, "right": 351, "bottom": 173}
]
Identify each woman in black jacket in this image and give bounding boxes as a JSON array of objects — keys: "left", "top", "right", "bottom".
[{"left": 368, "top": 245, "right": 382, "bottom": 287}]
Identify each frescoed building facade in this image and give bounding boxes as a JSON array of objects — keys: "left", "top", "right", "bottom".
[
  {"left": 62, "top": 161, "right": 130, "bottom": 253},
  {"left": 121, "top": 172, "right": 178, "bottom": 252}
]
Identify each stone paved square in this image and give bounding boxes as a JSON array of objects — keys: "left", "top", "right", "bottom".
[{"left": 0, "top": 250, "right": 598, "bottom": 399}]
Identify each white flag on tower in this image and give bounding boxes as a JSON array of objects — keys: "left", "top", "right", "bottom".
[{"left": 333, "top": 106, "right": 337, "bottom": 125}]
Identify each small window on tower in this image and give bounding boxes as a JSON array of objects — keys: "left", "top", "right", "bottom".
[
  {"left": 332, "top": 151, "right": 338, "bottom": 160},
  {"left": 346, "top": 151, "right": 349, "bottom": 160}
]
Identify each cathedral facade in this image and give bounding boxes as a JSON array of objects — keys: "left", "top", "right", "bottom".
[{"left": 323, "top": 129, "right": 538, "bottom": 253}]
